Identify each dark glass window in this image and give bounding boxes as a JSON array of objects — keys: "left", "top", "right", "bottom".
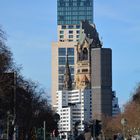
[
  {"left": 62, "top": 25, "right": 66, "bottom": 29},
  {"left": 76, "top": 35, "right": 79, "bottom": 38},
  {"left": 59, "top": 57, "right": 66, "bottom": 65},
  {"left": 71, "top": 75, "right": 74, "bottom": 82},
  {"left": 69, "top": 30, "right": 73, "bottom": 34},
  {"left": 60, "top": 35, "right": 64, "bottom": 38},
  {"left": 59, "top": 48, "right": 66, "bottom": 56},
  {"left": 59, "top": 75, "right": 64, "bottom": 83},
  {"left": 60, "top": 30, "right": 64, "bottom": 34},
  {"left": 76, "top": 25, "right": 80, "bottom": 29},
  {"left": 69, "top": 1, "right": 73, "bottom": 6},
  {"left": 69, "top": 35, "right": 73, "bottom": 38},
  {"left": 59, "top": 66, "right": 65, "bottom": 74},
  {"left": 68, "top": 57, "right": 74, "bottom": 65},
  {"left": 76, "top": 30, "right": 80, "bottom": 34},
  {"left": 70, "top": 66, "right": 74, "bottom": 74},
  {"left": 82, "top": 69, "right": 88, "bottom": 72},
  {"left": 68, "top": 25, "right": 73, "bottom": 29},
  {"left": 59, "top": 84, "right": 64, "bottom": 90},
  {"left": 67, "top": 48, "right": 74, "bottom": 56}
]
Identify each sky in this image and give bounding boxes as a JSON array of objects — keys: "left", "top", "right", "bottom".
[{"left": 0, "top": 0, "right": 140, "bottom": 107}]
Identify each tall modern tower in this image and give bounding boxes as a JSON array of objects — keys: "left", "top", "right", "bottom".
[
  {"left": 52, "top": 0, "right": 93, "bottom": 108},
  {"left": 91, "top": 48, "right": 112, "bottom": 120},
  {"left": 57, "top": 0, "right": 93, "bottom": 25}
]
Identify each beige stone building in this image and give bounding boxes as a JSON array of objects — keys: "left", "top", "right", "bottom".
[{"left": 51, "top": 41, "right": 77, "bottom": 108}]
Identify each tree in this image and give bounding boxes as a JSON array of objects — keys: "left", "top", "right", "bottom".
[
  {"left": 0, "top": 29, "right": 14, "bottom": 73},
  {"left": 132, "top": 84, "right": 140, "bottom": 104},
  {"left": 101, "top": 114, "right": 122, "bottom": 139},
  {"left": 0, "top": 28, "right": 56, "bottom": 139},
  {"left": 102, "top": 84, "right": 140, "bottom": 139}
]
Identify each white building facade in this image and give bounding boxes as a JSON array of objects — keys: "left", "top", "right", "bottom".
[{"left": 56, "top": 89, "right": 92, "bottom": 139}]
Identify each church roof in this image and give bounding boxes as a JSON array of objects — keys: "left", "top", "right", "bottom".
[{"left": 79, "top": 20, "right": 102, "bottom": 48}]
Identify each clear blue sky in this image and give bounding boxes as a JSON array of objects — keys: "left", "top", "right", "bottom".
[{"left": 0, "top": 0, "right": 140, "bottom": 107}]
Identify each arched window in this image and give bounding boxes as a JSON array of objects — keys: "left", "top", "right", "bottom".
[{"left": 83, "top": 48, "right": 88, "bottom": 60}]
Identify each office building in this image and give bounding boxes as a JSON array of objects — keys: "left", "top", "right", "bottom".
[{"left": 91, "top": 48, "right": 112, "bottom": 120}]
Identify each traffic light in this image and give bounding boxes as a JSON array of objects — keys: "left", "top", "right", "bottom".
[
  {"left": 37, "top": 127, "right": 43, "bottom": 139},
  {"left": 95, "top": 120, "right": 102, "bottom": 137}
]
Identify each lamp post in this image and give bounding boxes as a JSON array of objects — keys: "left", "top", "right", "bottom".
[{"left": 43, "top": 121, "right": 46, "bottom": 140}]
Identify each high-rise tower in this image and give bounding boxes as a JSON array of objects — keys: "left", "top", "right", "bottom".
[
  {"left": 52, "top": 0, "right": 93, "bottom": 107},
  {"left": 57, "top": 0, "right": 93, "bottom": 25},
  {"left": 91, "top": 48, "right": 112, "bottom": 120}
]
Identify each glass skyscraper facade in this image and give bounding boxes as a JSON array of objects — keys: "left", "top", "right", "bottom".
[
  {"left": 58, "top": 48, "right": 74, "bottom": 90},
  {"left": 57, "top": 0, "right": 93, "bottom": 25}
]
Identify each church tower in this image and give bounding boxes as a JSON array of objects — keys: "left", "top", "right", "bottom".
[
  {"left": 75, "top": 20, "right": 102, "bottom": 89},
  {"left": 63, "top": 54, "right": 72, "bottom": 90}
]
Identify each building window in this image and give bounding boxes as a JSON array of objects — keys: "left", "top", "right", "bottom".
[
  {"left": 76, "top": 35, "right": 79, "bottom": 38},
  {"left": 62, "top": 25, "right": 66, "bottom": 29},
  {"left": 71, "top": 75, "right": 74, "bottom": 82},
  {"left": 69, "top": 30, "right": 73, "bottom": 34},
  {"left": 59, "top": 75, "right": 64, "bottom": 83},
  {"left": 59, "top": 57, "right": 66, "bottom": 65},
  {"left": 68, "top": 57, "right": 74, "bottom": 65},
  {"left": 77, "top": 69, "right": 80, "bottom": 73},
  {"left": 69, "top": 35, "right": 73, "bottom": 38},
  {"left": 76, "top": 25, "right": 80, "bottom": 29},
  {"left": 82, "top": 69, "right": 88, "bottom": 72},
  {"left": 76, "top": 30, "right": 80, "bottom": 34},
  {"left": 70, "top": 66, "right": 74, "bottom": 74},
  {"left": 59, "top": 48, "right": 66, "bottom": 56},
  {"left": 59, "top": 84, "right": 63, "bottom": 90},
  {"left": 60, "top": 30, "right": 64, "bottom": 34},
  {"left": 59, "top": 66, "right": 65, "bottom": 74},
  {"left": 68, "top": 25, "right": 73, "bottom": 29},
  {"left": 67, "top": 48, "right": 74, "bottom": 56},
  {"left": 60, "top": 35, "right": 64, "bottom": 38}
]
